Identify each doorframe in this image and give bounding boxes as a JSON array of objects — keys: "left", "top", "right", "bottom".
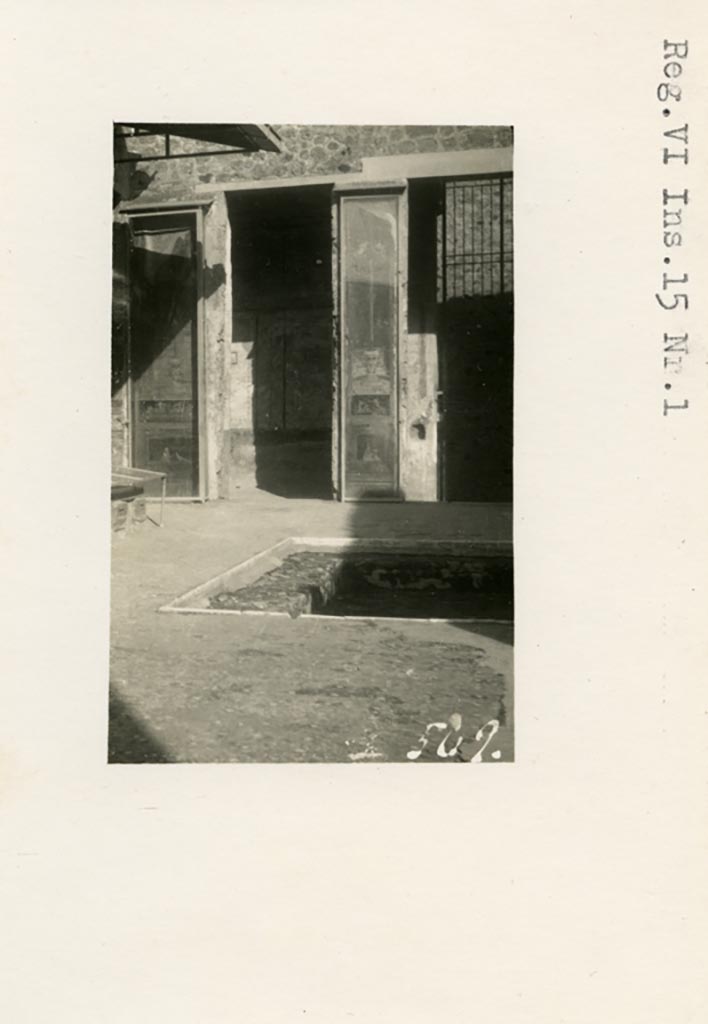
[
  {"left": 333, "top": 181, "right": 408, "bottom": 502},
  {"left": 122, "top": 205, "right": 208, "bottom": 501}
]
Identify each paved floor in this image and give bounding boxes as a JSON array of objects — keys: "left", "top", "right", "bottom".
[{"left": 110, "top": 491, "right": 513, "bottom": 763}]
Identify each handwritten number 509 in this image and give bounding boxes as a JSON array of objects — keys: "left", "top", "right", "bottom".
[{"left": 406, "top": 718, "right": 500, "bottom": 762}]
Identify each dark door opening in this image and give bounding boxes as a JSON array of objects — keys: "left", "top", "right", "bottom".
[
  {"left": 129, "top": 212, "right": 201, "bottom": 497},
  {"left": 230, "top": 187, "right": 334, "bottom": 499},
  {"left": 438, "top": 175, "right": 513, "bottom": 502}
]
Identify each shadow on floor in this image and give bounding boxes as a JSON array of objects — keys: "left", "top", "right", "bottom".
[
  {"left": 254, "top": 435, "right": 333, "bottom": 499},
  {"left": 451, "top": 621, "right": 514, "bottom": 644},
  {"left": 108, "top": 687, "right": 172, "bottom": 763}
]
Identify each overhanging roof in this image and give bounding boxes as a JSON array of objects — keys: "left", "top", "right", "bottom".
[{"left": 117, "top": 123, "right": 282, "bottom": 153}]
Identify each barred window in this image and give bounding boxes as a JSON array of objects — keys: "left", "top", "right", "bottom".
[{"left": 438, "top": 175, "right": 513, "bottom": 300}]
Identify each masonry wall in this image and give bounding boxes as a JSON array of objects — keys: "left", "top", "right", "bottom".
[
  {"left": 401, "top": 179, "right": 441, "bottom": 500},
  {"left": 114, "top": 125, "right": 512, "bottom": 206},
  {"left": 113, "top": 126, "right": 513, "bottom": 500},
  {"left": 111, "top": 222, "right": 130, "bottom": 470}
]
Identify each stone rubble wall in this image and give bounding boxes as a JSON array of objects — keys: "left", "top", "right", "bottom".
[{"left": 115, "top": 124, "right": 512, "bottom": 204}]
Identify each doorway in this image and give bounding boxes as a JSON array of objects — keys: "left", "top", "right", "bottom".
[
  {"left": 230, "top": 187, "right": 334, "bottom": 499},
  {"left": 128, "top": 211, "right": 202, "bottom": 498},
  {"left": 438, "top": 175, "right": 514, "bottom": 501}
]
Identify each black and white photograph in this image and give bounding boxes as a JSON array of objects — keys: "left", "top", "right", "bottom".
[
  {"left": 110, "top": 123, "right": 514, "bottom": 763},
  {"left": 3, "top": 4, "right": 707, "bottom": 1023}
]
